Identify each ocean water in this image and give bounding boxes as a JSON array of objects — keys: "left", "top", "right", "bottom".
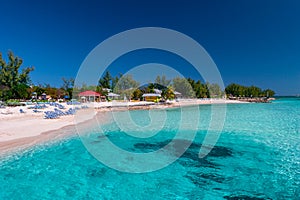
[{"left": 0, "top": 98, "right": 299, "bottom": 199}]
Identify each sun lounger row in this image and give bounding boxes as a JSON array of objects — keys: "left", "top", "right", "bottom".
[
  {"left": 44, "top": 111, "right": 59, "bottom": 119},
  {"left": 28, "top": 104, "right": 48, "bottom": 109},
  {"left": 67, "top": 101, "right": 81, "bottom": 105},
  {"left": 65, "top": 108, "right": 76, "bottom": 115},
  {"left": 44, "top": 108, "right": 77, "bottom": 119},
  {"left": 49, "top": 102, "right": 65, "bottom": 109}
]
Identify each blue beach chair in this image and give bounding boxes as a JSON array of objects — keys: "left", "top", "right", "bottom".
[{"left": 44, "top": 111, "right": 59, "bottom": 119}]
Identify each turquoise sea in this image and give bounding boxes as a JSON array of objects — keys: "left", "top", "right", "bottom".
[{"left": 0, "top": 98, "right": 299, "bottom": 199}]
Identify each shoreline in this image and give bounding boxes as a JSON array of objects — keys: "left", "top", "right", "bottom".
[
  {"left": 0, "top": 99, "right": 247, "bottom": 158},
  {"left": 0, "top": 110, "right": 113, "bottom": 158}
]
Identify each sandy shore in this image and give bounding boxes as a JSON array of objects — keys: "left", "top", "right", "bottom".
[{"left": 0, "top": 99, "right": 247, "bottom": 156}]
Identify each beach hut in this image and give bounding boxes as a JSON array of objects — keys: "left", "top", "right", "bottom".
[
  {"left": 142, "top": 93, "right": 161, "bottom": 102},
  {"left": 32, "top": 92, "right": 37, "bottom": 100},
  {"left": 41, "top": 93, "right": 47, "bottom": 100},
  {"left": 78, "top": 90, "right": 101, "bottom": 102}
]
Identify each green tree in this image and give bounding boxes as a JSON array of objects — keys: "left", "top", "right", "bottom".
[
  {"left": 99, "top": 71, "right": 112, "bottom": 89},
  {"left": 262, "top": 89, "right": 275, "bottom": 97},
  {"left": 114, "top": 74, "right": 139, "bottom": 100},
  {"left": 0, "top": 51, "right": 34, "bottom": 100},
  {"left": 207, "top": 83, "right": 223, "bottom": 98},
  {"left": 187, "top": 78, "right": 195, "bottom": 89},
  {"left": 201, "top": 83, "right": 210, "bottom": 98},
  {"left": 186, "top": 78, "right": 211, "bottom": 98},
  {"left": 111, "top": 74, "right": 120, "bottom": 90},
  {"left": 155, "top": 75, "right": 171, "bottom": 87},
  {"left": 225, "top": 83, "right": 245, "bottom": 97},
  {"left": 33, "top": 85, "right": 46, "bottom": 96},
  {"left": 161, "top": 86, "right": 175, "bottom": 100},
  {"left": 43, "top": 84, "right": 56, "bottom": 99},
  {"left": 131, "top": 88, "right": 143, "bottom": 100},
  {"left": 248, "top": 86, "right": 261, "bottom": 97},
  {"left": 146, "top": 83, "right": 155, "bottom": 93},
  {"left": 13, "top": 84, "right": 30, "bottom": 99},
  {"left": 225, "top": 83, "right": 274, "bottom": 98},
  {"left": 62, "top": 77, "right": 74, "bottom": 99},
  {"left": 172, "top": 77, "right": 195, "bottom": 98}
]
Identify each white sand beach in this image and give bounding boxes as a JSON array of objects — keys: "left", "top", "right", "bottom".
[{"left": 0, "top": 99, "right": 247, "bottom": 155}]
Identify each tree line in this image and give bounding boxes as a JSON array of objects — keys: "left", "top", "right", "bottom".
[
  {"left": 95, "top": 71, "right": 225, "bottom": 100},
  {"left": 82, "top": 71, "right": 275, "bottom": 99},
  {"left": 225, "top": 83, "right": 275, "bottom": 98},
  {"left": 0, "top": 51, "right": 275, "bottom": 101}
]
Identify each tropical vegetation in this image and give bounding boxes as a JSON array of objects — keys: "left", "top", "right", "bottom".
[
  {"left": 0, "top": 51, "right": 275, "bottom": 102},
  {"left": 225, "top": 83, "right": 275, "bottom": 98}
]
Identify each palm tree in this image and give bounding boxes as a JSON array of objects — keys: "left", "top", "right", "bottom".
[{"left": 162, "top": 86, "right": 175, "bottom": 100}]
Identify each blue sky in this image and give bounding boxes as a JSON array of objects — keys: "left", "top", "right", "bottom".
[{"left": 0, "top": 0, "right": 299, "bottom": 95}]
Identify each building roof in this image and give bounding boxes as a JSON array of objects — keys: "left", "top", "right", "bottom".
[
  {"left": 102, "top": 88, "right": 111, "bottom": 92},
  {"left": 107, "top": 92, "right": 120, "bottom": 97},
  {"left": 153, "top": 89, "right": 162, "bottom": 94},
  {"left": 78, "top": 90, "right": 101, "bottom": 96},
  {"left": 142, "top": 93, "right": 161, "bottom": 97}
]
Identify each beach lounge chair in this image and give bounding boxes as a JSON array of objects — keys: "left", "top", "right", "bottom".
[
  {"left": 65, "top": 108, "right": 76, "bottom": 115},
  {"left": 58, "top": 104, "right": 65, "bottom": 109},
  {"left": 54, "top": 108, "right": 65, "bottom": 116},
  {"left": 44, "top": 111, "right": 59, "bottom": 119}
]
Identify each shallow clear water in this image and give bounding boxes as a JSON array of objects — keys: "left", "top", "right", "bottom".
[{"left": 1, "top": 98, "right": 299, "bottom": 199}]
